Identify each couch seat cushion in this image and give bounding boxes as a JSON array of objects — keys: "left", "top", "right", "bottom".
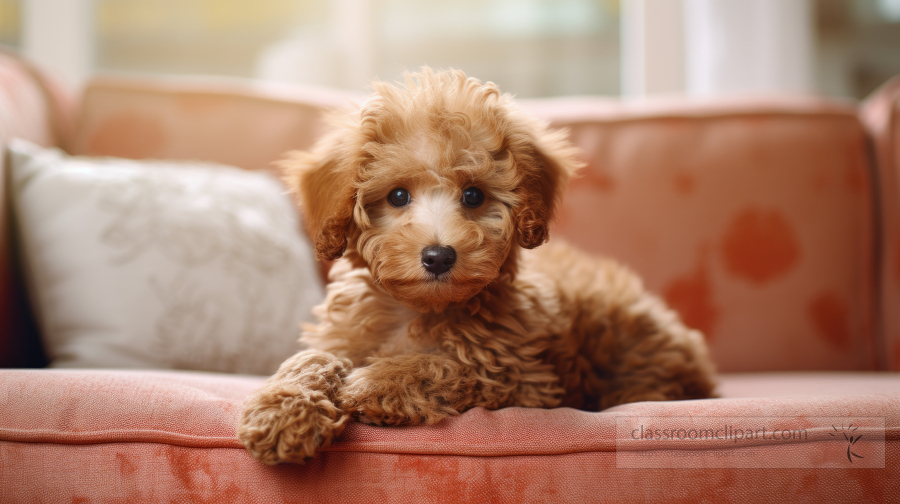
[{"left": 1, "top": 369, "right": 898, "bottom": 503}]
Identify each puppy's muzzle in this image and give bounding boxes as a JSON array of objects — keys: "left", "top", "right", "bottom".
[{"left": 421, "top": 246, "right": 456, "bottom": 275}]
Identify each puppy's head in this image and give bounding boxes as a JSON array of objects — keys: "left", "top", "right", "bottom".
[{"left": 282, "top": 69, "right": 581, "bottom": 312}]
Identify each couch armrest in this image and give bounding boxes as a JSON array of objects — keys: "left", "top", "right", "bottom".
[
  {"left": 0, "top": 50, "right": 76, "bottom": 368},
  {"left": 861, "top": 76, "right": 900, "bottom": 371}
]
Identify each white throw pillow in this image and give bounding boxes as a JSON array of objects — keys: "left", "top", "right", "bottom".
[{"left": 7, "top": 138, "right": 323, "bottom": 375}]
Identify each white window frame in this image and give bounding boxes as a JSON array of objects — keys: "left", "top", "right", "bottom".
[{"left": 621, "top": 0, "right": 814, "bottom": 98}]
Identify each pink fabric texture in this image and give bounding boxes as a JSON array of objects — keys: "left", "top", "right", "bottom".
[
  {"left": 1, "top": 369, "right": 898, "bottom": 502},
  {"left": 547, "top": 99, "right": 876, "bottom": 373},
  {"left": 73, "top": 76, "right": 363, "bottom": 173}
]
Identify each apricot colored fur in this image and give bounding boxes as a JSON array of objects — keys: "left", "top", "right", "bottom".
[{"left": 238, "top": 69, "right": 716, "bottom": 465}]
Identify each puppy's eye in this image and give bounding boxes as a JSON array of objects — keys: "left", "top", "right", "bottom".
[
  {"left": 462, "top": 187, "right": 484, "bottom": 208},
  {"left": 388, "top": 188, "right": 411, "bottom": 207}
]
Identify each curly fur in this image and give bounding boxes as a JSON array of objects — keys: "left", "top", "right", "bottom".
[{"left": 238, "top": 69, "right": 717, "bottom": 465}]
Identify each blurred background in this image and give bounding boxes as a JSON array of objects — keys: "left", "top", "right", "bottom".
[{"left": 0, "top": 0, "right": 898, "bottom": 100}]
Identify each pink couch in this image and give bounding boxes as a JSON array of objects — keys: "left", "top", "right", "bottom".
[{"left": 1, "top": 50, "right": 899, "bottom": 502}]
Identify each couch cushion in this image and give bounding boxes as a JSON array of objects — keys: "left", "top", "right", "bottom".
[
  {"left": 537, "top": 96, "right": 878, "bottom": 373},
  {"left": 1, "top": 369, "right": 898, "bottom": 502},
  {"left": 861, "top": 76, "right": 900, "bottom": 372},
  {"left": 73, "top": 75, "right": 364, "bottom": 173}
]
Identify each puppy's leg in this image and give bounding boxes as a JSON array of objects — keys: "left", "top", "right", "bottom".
[
  {"left": 337, "top": 354, "right": 479, "bottom": 426},
  {"left": 599, "top": 307, "right": 717, "bottom": 410},
  {"left": 583, "top": 290, "right": 717, "bottom": 410},
  {"left": 237, "top": 349, "right": 351, "bottom": 464},
  {"left": 545, "top": 249, "right": 715, "bottom": 410},
  {"left": 337, "top": 352, "right": 563, "bottom": 426}
]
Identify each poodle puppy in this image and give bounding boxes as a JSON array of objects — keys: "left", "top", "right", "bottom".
[{"left": 238, "top": 68, "right": 716, "bottom": 465}]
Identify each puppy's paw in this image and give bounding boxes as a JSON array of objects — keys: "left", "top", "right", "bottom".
[{"left": 238, "top": 390, "right": 348, "bottom": 465}]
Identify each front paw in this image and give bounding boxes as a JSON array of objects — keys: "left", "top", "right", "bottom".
[{"left": 238, "top": 389, "right": 348, "bottom": 465}]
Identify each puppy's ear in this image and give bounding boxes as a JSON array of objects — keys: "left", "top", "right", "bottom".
[
  {"left": 512, "top": 123, "right": 583, "bottom": 249},
  {"left": 280, "top": 130, "right": 358, "bottom": 261}
]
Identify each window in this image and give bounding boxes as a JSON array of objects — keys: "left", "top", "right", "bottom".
[
  {"left": 8, "top": 0, "right": 900, "bottom": 99},
  {"left": 0, "top": 0, "right": 20, "bottom": 49},
  {"left": 94, "top": 0, "right": 318, "bottom": 78},
  {"left": 95, "top": 0, "right": 620, "bottom": 98},
  {"left": 816, "top": 0, "right": 900, "bottom": 98}
]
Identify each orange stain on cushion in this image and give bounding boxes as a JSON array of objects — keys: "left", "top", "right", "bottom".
[
  {"left": 807, "top": 291, "right": 851, "bottom": 349},
  {"left": 673, "top": 172, "right": 696, "bottom": 194},
  {"left": 397, "top": 456, "right": 464, "bottom": 500},
  {"left": 663, "top": 255, "right": 719, "bottom": 341},
  {"left": 721, "top": 207, "right": 800, "bottom": 284},
  {"left": 164, "top": 445, "right": 242, "bottom": 501},
  {"left": 116, "top": 452, "right": 136, "bottom": 476},
  {"left": 580, "top": 165, "right": 615, "bottom": 192},
  {"left": 86, "top": 112, "right": 166, "bottom": 159}
]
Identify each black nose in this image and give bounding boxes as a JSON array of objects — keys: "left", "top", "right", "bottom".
[{"left": 421, "top": 246, "right": 456, "bottom": 275}]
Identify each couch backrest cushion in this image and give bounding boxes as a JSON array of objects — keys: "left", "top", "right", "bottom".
[
  {"left": 73, "top": 76, "right": 364, "bottom": 173},
  {"left": 0, "top": 50, "right": 76, "bottom": 368},
  {"left": 69, "top": 79, "right": 880, "bottom": 373},
  {"left": 862, "top": 77, "right": 900, "bottom": 371},
  {"left": 534, "top": 97, "right": 878, "bottom": 373}
]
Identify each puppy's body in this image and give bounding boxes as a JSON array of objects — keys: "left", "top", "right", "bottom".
[
  {"left": 238, "top": 70, "right": 716, "bottom": 465},
  {"left": 313, "top": 242, "right": 710, "bottom": 412}
]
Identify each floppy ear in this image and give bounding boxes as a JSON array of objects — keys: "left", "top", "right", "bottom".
[
  {"left": 279, "top": 130, "right": 358, "bottom": 261},
  {"left": 512, "top": 123, "right": 583, "bottom": 249}
]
